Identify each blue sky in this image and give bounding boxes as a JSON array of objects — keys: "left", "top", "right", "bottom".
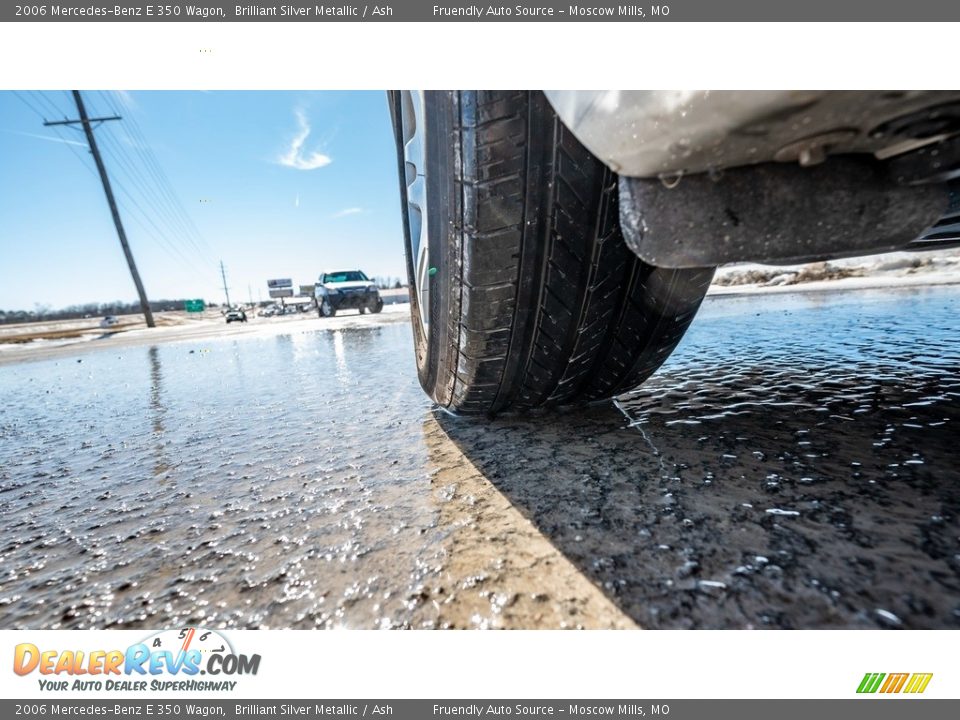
[{"left": 0, "top": 91, "right": 405, "bottom": 310}]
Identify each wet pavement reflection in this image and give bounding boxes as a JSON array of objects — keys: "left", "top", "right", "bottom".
[{"left": 0, "top": 287, "right": 957, "bottom": 629}]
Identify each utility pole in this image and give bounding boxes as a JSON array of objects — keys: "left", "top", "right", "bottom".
[
  {"left": 46, "top": 91, "right": 155, "bottom": 328},
  {"left": 248, "top": 284, "right": 254, "bottom": 307},
  {"left": 220, "top": 260, "right": 232, "bottom": 308}
]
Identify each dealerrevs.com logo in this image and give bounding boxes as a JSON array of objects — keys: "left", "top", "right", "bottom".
[
  {"left": 857, "top": 673, "right": 933, "bottom": 694},
  {"left": 13, "top": 627, "right": 260, "bottom": 693}
]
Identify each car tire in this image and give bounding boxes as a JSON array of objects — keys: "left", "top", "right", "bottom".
[
  {"left": 369, "top": 298, "right": 383, "bottom": 314},
  {"left": 393, "top": 90, "right": 714, "bottom": 415},
  {"left": 319, "top": 299, "right": 337, "bottom": 318}
]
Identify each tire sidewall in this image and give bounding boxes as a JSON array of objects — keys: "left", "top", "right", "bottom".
[
  {"left": 393, "top": 91, "right": 436, "bottom": 395},
  {"left": 421, "top": 90, "right": 465, "bottom": 408},
  {"left": 395, "top": 91, "right": 462, "bottom": 406}
]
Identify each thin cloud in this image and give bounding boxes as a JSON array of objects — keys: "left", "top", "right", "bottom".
[
  {"left": 99, "top": 92, "right": 149, "bottom": 150},
  {"left": 1, "top": 129, "right": 86, "bottom": 147},
  {"left": 114, "top": 90, "right": 139, "bottom": 110},
  {"left": 332, "top": 207, "right": 363, "bottom": 218},
  {"left": 278, "top": 110, "right": 331, "bottom": 170},
  {"left": 294, "top": 193, "right": 300, "bottom": 208}
]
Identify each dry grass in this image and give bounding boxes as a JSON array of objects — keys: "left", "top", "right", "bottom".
[{"left": 0, "top": 314, "right": 184, "bottom": 344}]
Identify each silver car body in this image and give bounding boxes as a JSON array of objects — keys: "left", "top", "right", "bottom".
[{"left": 544, "top": 90, "right": 960, "bottom": 178}]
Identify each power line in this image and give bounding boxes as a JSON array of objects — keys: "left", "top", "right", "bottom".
[
  {"left": 74, "top": 93, "right": 215, "bottom": 287},
  {"left": 12, "top": 92, "right": 98, "bottom": 178},
  {"left": 90, "top": 96, "right": 205, "bottom": 258},
  {"left": 111, "top": 176, "right": 207, "bottom": 274},
  {"left": 83, "top": 94, "right": 199, "bottom": 246},
  {"left": 11, "top": 91, "right": 48, "bottom": 121},
  {"left": 97, "top": 91, "right": 215, "bottom": 264},
  {"left": 21, "top": 91, "right": 217, "bottom": 302},
  {"left": 93, "top": 132, "right": 201, "bottom": 264},
  {"left": 29, "top": 90, "right": 70, "bottom": 122}
]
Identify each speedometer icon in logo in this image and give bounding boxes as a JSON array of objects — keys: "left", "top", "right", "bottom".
[
  {"left": 143, "top": 627, "right": 234, "bottom": 669},
  {"left": 136, "top": 626, "right": 260, "bottom": 677}
]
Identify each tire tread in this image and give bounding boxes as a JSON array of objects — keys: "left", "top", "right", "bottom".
[{"left": 418, "top": 91, "right": 712, "bottom": 415}]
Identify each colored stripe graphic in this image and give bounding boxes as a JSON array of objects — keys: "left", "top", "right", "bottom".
[
  {"left": 880, "top": 673, "right": 909, "bottom": 693},
  {"left": 857, "top": 672, "right": 933, "bottom": 694},
  {"left": 903, "top": 673, "right": 934, "bottom": 694},
  {"left": 857, "top": 673, "right": 886, "bottom": 693}
]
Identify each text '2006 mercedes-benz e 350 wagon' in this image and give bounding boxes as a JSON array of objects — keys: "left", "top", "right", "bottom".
[{"left": 388, "top": 90, "right": 960, "bottom": 415}]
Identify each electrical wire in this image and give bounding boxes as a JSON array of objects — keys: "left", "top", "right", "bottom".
[
  {"left": 19, "top": 91, "right": 215, "bottom": 289},
  {"left": 97, "top": 91, "right": 216, "bottom": 264}
]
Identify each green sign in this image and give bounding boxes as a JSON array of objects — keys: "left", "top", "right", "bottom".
[{"left": 184, "top": 299, "right": 205, "bottom": 313}]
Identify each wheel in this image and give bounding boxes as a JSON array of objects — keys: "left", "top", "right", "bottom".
[
  {"left": 319, "top": 299, "right": 337, "bottom": 318},
  {"left": 359, "top": 306, "right": 367, "bottom": 314},
  {"left": 369, "top": 298, "right": 383, "bottom": 314},
  {"left": 392, "top": 90, "right": 714, "bottom": 415}
]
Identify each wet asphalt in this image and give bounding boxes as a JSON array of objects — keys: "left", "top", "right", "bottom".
[{"left": 0, "top": 286, "right": 957, "bottom": 629}]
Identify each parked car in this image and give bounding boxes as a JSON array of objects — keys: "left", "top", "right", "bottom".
[
  {"left": 225, "top": 308, "right": 247, "bottom": 324},
  {"left": 315, "top": 270, "right": 384, "bottom": 317},
  {"left": 99, "top": 315, "right": 120, "bottom": 328},
  {"left": 259, "top": 305, "right": 284, "bottom": 317},
  {"left": 388, "top": 90, "right": 960, "bottom": 414}
]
